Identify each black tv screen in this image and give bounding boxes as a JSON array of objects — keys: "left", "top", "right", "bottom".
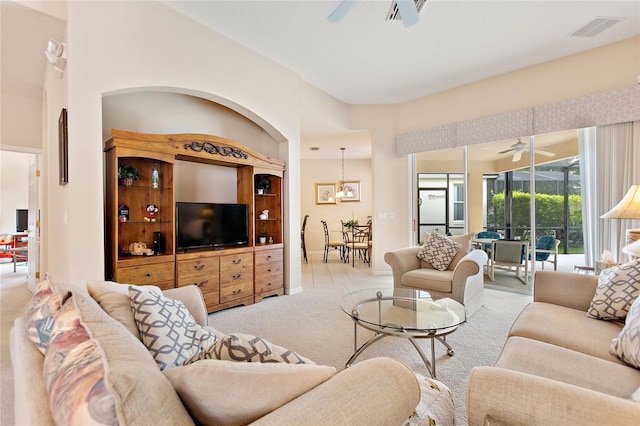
[
  {"left": 176, "top": 202, "right": 248, "bottom": 251},
  {"left": 16, "top": 209, "right": 28, "bottom": 232}
]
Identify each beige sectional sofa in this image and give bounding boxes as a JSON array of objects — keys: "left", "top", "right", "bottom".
[
  {"left": 11, "top": 279, "right": 420, "bottom": 425},
  {"left": 466, "top": 270, "right": 640, "bottom": 425}
]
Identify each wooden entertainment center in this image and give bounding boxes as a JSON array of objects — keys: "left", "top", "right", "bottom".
[{"left": 104, "top": 130, "right": 285, "bottom": 312}]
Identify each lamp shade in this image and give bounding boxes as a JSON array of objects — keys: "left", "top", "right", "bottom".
[{"left": 601, "top": 185, "right": 640, "bottom": 219}]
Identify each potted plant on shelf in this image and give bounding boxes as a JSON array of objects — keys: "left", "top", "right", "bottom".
[
  {"left": 118, "top": 165, "right": 139, "bottom": 187},
  {"left": 255, "top": 175, "right": 271, "bottom": 194},
  {"left": 259, "top": 231, "right": 267, "bottom": 244}
]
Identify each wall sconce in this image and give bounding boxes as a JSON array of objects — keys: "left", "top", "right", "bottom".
[{"left": 44, "top": 39, "right": 67, "bottom": 79}]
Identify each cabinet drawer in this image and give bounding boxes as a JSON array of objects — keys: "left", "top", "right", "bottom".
[
  {"left": 177, "top": 257, "right": 219, "bottom": 280},
  {"left": 255, "top": 249, "right": 283, "bottom": 266},
  {"left": 255, "top": 262, "right": 282, "bottom": 277},
  {"left": 255, "top": 273, "right": 283, "bottom": 294},
  {"left": 220, "top": 252, "right": 253, "bottom": 273},
  {"left": 116, "top": 262, "right": 175, "bottom": 286},
  {"left": 220, "top": 281, "right": 253, "bottom": 304},
  {"left": 220, "top": 268, "right": 253, "bottom": 288}
]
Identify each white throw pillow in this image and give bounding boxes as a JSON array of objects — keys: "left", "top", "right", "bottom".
[
  {"left": 183, "top": 332, "right": 314, "bottom": 365},
  {"left": 610, "top": 295, "right": 640, "bottom": 369},
  {"left": 129, "top": 286, "right": 218, "bottom": 370},
  {"left": 587, "top": 259, "right": 640, "bottom": 320},
  {"left": 417, "top": 232, "right": 461, "bottom": 271},
  {"left": 164, "top": 360, "right": 336, "bottom": 425}
]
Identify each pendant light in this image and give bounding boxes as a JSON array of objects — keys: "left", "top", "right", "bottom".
[{"left": 336, "top": 147, "right": 346, "bottom": 198}]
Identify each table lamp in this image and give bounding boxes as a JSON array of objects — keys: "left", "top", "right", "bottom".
[
  {"left": 601, "top": 184, "right": 640, "bottom": 244},
  {"left": 623, "top": 239, "right": 640, "bottom": 260}
]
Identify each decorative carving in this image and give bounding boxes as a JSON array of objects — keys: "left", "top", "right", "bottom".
[{"left": 183, "top": 142, "right": 248, "bottom": 159}]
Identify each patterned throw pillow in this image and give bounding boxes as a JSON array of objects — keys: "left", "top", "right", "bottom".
[
  {"left": 417, "top": 232, "right": 462, "bottom": 271},
  {"left": 43, "top": 293, "right": 118, "bottom": 425},
  {"left": 587, "top": 259, "right": 640, "bottom": 320},
  {"left": 24, "top": 278, "right": 68, "bottom": 354},
  {"left": 183, "top": 333, "right": 314, "bottom": 365},
  {"left": 164, "top": 360, "right": 335, "bottom": 425},
  {"left": 407, "top": 374, "right": 454, "bottom": 425},
  {"left": 129, "top": 286, "right": 218, "bottom": 370},
  {"left": 610, "top": 295, "right": 640, "bottom": 369}
]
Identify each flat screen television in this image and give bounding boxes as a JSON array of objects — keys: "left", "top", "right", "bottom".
[
  {"left": 16, "top": 209, "right": 28, "bottom": 232},
  {"left": 176, "top": 202, "right": 248, "bottom": 251}
]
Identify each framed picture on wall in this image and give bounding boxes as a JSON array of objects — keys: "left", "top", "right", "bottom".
[
  {"left": 341, "top": 181, "right": 360, "bottom": 202},
  {"left": 315, "top": 183, "right": 337, "bottom": 204},
  {"left": 58, "top": 108, "right": 68, "bottom": 186}
]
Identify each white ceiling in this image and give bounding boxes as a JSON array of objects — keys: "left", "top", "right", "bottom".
[{"left": 3, "top": 1, "right": 639, "bottom": 161}]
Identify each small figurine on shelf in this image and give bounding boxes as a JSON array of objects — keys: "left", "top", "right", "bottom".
[{"left": 145, "top": 204, "right": 158, "bottom": 222}]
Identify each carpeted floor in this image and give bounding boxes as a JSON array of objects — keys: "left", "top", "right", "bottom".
[{"left": 0, "top": 255, "right": 533, "bottom": 425}]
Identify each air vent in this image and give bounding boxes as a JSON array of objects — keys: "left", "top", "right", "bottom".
[
  {"left": 386, "top": 0, "right": 427, "bottom": 21},
  {"left": 570, "top": 16, "right": 624, "bottom": 38}
]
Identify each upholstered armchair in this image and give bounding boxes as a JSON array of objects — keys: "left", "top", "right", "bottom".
[{"left": 384, "top": 234, "right": 488, "bottom": 317}]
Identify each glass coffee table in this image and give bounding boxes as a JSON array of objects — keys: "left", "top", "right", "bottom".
[{"left": 340, "top": 288, "right": 466, "bottom": 378}]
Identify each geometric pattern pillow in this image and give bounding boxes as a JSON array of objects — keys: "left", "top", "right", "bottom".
[
  {"left": 164, "top": 360, "right": 336, "bottom": 425},
  {"left": 417, "top": 232, "right": 461, "bottom": 271},
  {"left": 587, "top": 259, "right": 640, "bottom": 320},
  {"left": 43, "top": 293, "right": 118, "bottom": 425},
  {"left": 182, "top": 333, "right": 314, "bottom": 365},
  {"left": 23, "top": 278, "right": 68, "bottom": 355},
  {"left": 610, "top": 295, "right": 640, "bottom": 369},
  {"left": 128, "top": 286, "right": 218, "bottom": 370}
]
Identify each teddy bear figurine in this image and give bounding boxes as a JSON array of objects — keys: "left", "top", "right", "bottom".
[{"left": 145, "top": 204, "right": 159, "bottom": 222}]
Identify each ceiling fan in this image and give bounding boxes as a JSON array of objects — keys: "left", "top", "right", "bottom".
[
  {"left": 498, "top": 139, "right": 556, "bottom": 162},
  {"left": 328, "top": 0, "right": 425, "bottom": 28}
]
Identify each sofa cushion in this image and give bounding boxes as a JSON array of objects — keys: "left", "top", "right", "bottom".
[
  {"left": 495, "top": 336, "right": 640, "bottom": 399},
  {"left": 587, "top": 259, "right": 640, "bottom": 320},
  {"left": 509, "top": 302, "right": 625, "bottom": 364},
  {"left": 402, "top": 268, "right": 454, "bottom": 293},
  {"left": 129, "top": 285, "right": 218, "bottom": 370},
  {"left": 610, "top": 295, "right": 640, "bottom": 368},
  {"left": 183, "top": 333, "right": 314, "bottom": 365},
  {"left": 164, "top": 360, "right": 336, "bottom": 425},
  {"left": 24, "top": 278, "right": 68, "bottom": 355},
  {"left": 417, "top": 232, "right": 461, "bottom": 271},
  {"left": 43, "top": 291, "right": 194, "bottom": 425},
  {"left": 87, "top": 280, "right": 162, "bottom": 339}
]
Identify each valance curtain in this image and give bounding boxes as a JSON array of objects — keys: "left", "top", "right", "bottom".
[{"left": 580, "top": 121, "right": 640, "bottom": 264}]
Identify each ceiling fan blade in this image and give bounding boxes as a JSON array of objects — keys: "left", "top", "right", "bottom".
[
  {"left": 513, "top": 150, "right": 523, "bottom": 162},
  {"left": 328, "top": 0, "right": 358, "bottom": 23},
  {"left": 396, "top": 0, "right": 420, "bottom": 27},
  {"left": 534, "top": 149, "right": 556, "bottom": 157}
]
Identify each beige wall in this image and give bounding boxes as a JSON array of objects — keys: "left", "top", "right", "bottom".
[{"left": 300, "top": 158, "right": 373, "bottom": 260}]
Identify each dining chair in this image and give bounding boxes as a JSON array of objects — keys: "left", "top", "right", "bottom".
[
  {"left": 301, "top": 214, "right": 309, "bottom": 263},
  {"left": 488, "top": 240, "right": 529, "bottom": 284},
  {"left": 345, "top": 224, "right": 371, "bottom": 267},
  {"left": 475, "top": 231, "right": 501, "bottom": 251},
  {"left": 321, "top": 220, "right": 346, "bottom": 262},
  {"left": 529, "top": 234, "right": 560, "bottom": 271}
]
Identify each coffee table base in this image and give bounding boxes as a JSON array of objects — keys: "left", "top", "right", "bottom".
[{"left": 345, "top": 320, "right": 457, "bottom": 379}]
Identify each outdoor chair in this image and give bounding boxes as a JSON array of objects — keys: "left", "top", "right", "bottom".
[
  {"left": 529, "top": 234, "right": 560, "bottom": 271},
  {"left": 475, "top": 231, "right": 501, "bottom": 251},
  {"left": 488, "top": 240, "right": 529, "bottom": 284}
]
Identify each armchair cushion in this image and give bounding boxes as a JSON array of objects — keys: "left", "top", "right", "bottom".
[
  {"left": 586, "top": 259, "right": 640, "bottom": 320},
  {"left": 610, "top": 295, "right": 640, "bottom": 368},
  {"left": 164, "top": 360, "right": 336, "bottom": 426},
  {"left": 417, "top": 232, "right": 461, "bottom": 271},
  {"left": 128, "top": 286, "right": 218, "bottom": 370}
]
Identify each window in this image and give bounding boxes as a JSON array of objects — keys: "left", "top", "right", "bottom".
[{"left": 453, "top": 184, "right": 464, "bottom": 221}]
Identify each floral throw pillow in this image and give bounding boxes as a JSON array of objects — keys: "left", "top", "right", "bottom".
[
  {"left": 587, "top": 259, "right": 640, "bottom": 320},
  {"left": 129, "top": 286, "right": 218, "bottom": 370},
  {"left": 610, "top": 295, "right": 640, "bottom": 369},
  {"left": 417, "top": 232, "right": 461, "bottom": 271}
]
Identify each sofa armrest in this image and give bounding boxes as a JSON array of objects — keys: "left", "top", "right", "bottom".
[
  {"left": 466, "top": 366, "right": 640, "bottom": 426},
  {"left": 384, "top": 246, "right": 422, "bottom": 288},
  {"left": 451, "top": 250, "right": 488, "bottom": 304},
  {"left": 163, "top": 285, "right": 208, "bottom": 327},
  {"left": 533, "top": 271, "right": 598, "bottom": 311},
  {"left": 251, "top": 357, "right": 420, "bottom": 426}
]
